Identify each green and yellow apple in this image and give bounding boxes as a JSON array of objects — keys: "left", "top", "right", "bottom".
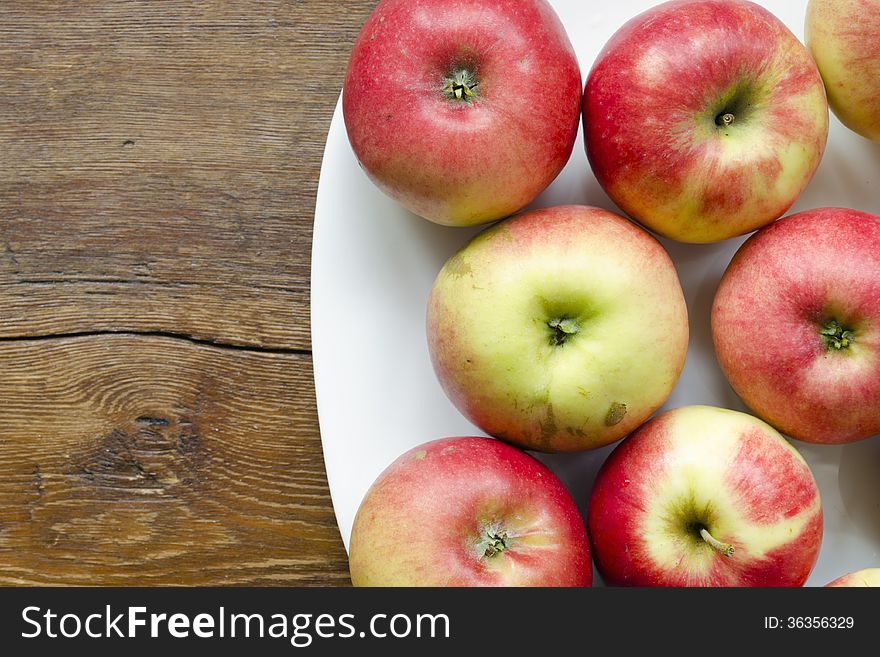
[
  {"left": 349, "top": 437, "right": 592, "bottom": 587},
  {"left": 585, "top": 0, "right": 829, "bottom": 242},
  {"left": 588, "top": 406, "right": 823, "bottom": 587},
  {"left": 427, "top": 205, "right": 688, "bottom": 453},
  {"left": 806, "top": 0, "right": 880, "bottom": 141}
]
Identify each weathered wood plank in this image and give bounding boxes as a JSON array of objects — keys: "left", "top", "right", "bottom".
[
  {"left": 0, "top": 0, "right": 377, "bottom": 585},
  {"left": 0, "top": 335, "right": 349, "bottom": 585},
  {"left": 0, "top": 0, "right": 374, "bottom": 350}
]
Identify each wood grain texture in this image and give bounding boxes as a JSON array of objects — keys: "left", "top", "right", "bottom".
[
  {"left": 0, "top": 0, "right": 377, "bottom": 585},
  {"left": 0, "top": 336, "right": 348, "bottom": 586},
  {"left": 0, "top": 0, "right": 374, "bottom": 350}
]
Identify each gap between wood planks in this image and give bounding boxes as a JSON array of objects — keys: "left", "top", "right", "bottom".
[{"left": 0, "top": 329, "right": 311, "bottom": 356}]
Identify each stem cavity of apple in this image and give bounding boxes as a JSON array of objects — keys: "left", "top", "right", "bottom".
[
  {"left": 443, "top": 69, "right": 479, "bottom": 103},
  {"left": 700, "top": 527, "right": 735, "bottom": 558},
  {"left": 548, "top": 317, "right": 580, "bottom": 346},
  {"left": 819, "top": 319, "right": 855, "bottom": 351}
]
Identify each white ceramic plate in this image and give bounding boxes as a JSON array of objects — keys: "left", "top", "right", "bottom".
[{"left": 312, "top": 0, "right": 880, "bottom": 586}]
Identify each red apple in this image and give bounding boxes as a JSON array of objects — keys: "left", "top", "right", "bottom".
[
  {"left": 826, "top": 568, "right": 880, "bottom": 587},
  {"left": 584, "top": 0, "right": 828, "bottom": 243},
  {"left": 427, "top": 205, "right": 688, "bottom": 453},
  {"left": 588, "top": 406, "right": 823, "bottom": 587},
  {"left": 342, "top": 0, "right": 582, "bottom": 226},
  {"left": 806, "top": 0, "right": 880, "bottom": 142},
  {"left": 349, "top": 437, "right": 591, "bottom": 586},
  {"left": 713, "top": 208, "right": 880, "bottom": 444}
]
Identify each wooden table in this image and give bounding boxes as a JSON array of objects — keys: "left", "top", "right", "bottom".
[{"left": 0, "top": 0, "right": 374, "bottom": 586}]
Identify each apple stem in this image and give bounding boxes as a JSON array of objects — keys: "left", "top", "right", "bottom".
[
  {"left": 478, "top": 528, "right": 509, "bottom": 559},
  {"left": 548, "top": 317, "right": 579, "bottom": 346},
  {"left": 700, "top": 528, "right": 735, "bottom": 557},
  {"left": 443, "top": 69, "right": 479, "bottom": 103},
  {"left": 716, "top": 113, "right": 736, "bottom": 127},
  {"left": 819, "top": 319, "right": 855, "bottom": 351}
]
